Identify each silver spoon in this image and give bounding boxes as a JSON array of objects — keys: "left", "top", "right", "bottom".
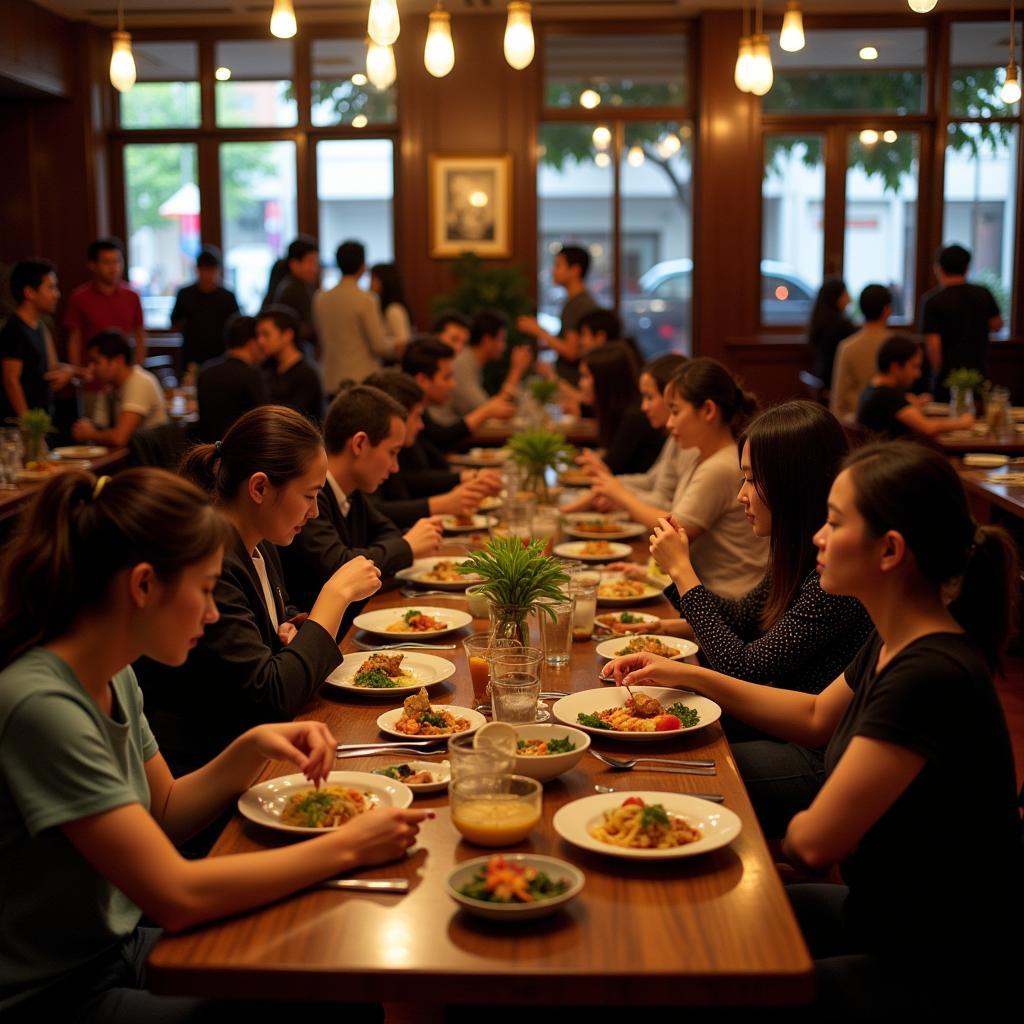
[{"left": 594, "top": 784, "right": 725, "bottom": 803}]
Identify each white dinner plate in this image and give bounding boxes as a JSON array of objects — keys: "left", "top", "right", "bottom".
[
  {"left": 14, "top": 465, "right": 66, "bottom": 482},
  {"left": 446, "top": 854, "right": 585, "bottom": 921},
  {"left": 448, "top": 448, "right": 510, "bottom": 467},
  {"left": 963, "top": 453, "right": 1010, "bottom": 468},
  {"left": 595, "top": 576, "right": 663, "bottom": 606},
  {"left": 478, "top": 495, "right": 504, "bottom": 512},
  {"left": 395, "top": 557, "right": 483, "bottom": 591},
  {"left": 325, "top": 650, "right": 456, "bottom": 697},
  {"left": 376, "top": 703, "right": 486, "bottom": 740},
  {"left": 553, "top": 541, "right": 634, "bottom": 563},
  {"left": 595, "top": 635, "right": 699, "bottom": 662},
  {"left": 237, "top": 770, "right": 413, "bottom": 835},
  {"left": 441, "top": 514, "right": 499, "bottom": 533},
  {"left": 53, "top": 445, "right": 108, "bottom": 460},
  {"left": 562, "top": 517, "right": 647, "bottom": 541},
  {"left": 553, "top": 791, "right": 742, "bottom": 860},
  {"left": 372, "top": 760, "right": 451, "bottom": 794},
  {"left": 551, "top": 686, "right": 720, "bottom": 741},
  {"left": 595, "top": 610, "right": 661, "bottom": 631},
  {"left": 352, "top": 606, "right": 474, "bottom": 639}
]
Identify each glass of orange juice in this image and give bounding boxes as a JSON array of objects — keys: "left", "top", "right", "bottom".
[
  {"left": 450, "top": 774, "right": 542, "bottom": 847},
  {"left": 462, "top": 632, "right": 520, "bottom": 702}
]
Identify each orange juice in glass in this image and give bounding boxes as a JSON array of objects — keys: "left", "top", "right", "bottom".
[
  {"left": 450, "top": 774, "right": 542, "bottom": 846},
  {"left": 462, "top": 632, "right": 520, "bottom": 701}
]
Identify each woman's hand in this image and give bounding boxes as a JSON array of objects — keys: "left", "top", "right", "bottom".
[
  {"left": 328, "top": 556, "right": 382, "bottom": 604},
  {"left": 340, "top": 807, "right": 432, "bottom": 866},
  {"left": 650, "top": 517, "right": 693, "bottom": 580},
  {"left": 603, "top": 651, "right": 690, "bottom": 689},
  {"left": 560, "top": 490, "right": 596, "bottom": 515},
  {"left": 245, "top": 721, "right": 338, "bottom": 786},
  {"left": 575, "top": 449, "right": 610, "bottom": 476}
]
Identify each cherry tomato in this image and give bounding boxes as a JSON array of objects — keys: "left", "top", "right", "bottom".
[
  {"left": 654, "top": 714, "right": 681, "bottom": 732},
  {"left": 621, "top": 796, "right": 645, "bottom": 807}
]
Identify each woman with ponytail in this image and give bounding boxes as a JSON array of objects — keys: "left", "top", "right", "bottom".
[
  {"left": 137, "top": 404, "right": 382, "bottom": 776},
  {"left": 607, "top": 441, "right": 1021, "bottom": 1016},
  {"left": 0, "top": 469, "right": 425, "bottom": 1020}
]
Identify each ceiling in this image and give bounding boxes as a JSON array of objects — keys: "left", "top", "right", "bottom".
[{"left": 31, "top": 1, "right": 1019, "bottom": 29}]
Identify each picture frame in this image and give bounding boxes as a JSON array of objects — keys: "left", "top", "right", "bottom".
[{"left": 429, "top": 154, "right": 512, "bottom": 258}]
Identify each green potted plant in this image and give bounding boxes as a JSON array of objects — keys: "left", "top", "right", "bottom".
[
  {"left": 942, "top": 367, "right": 985, "bottom": 417},
  {"left": 507, "top": 429, "right": 576, "bottom": 505},
  {"left": 18, "top": 408, "right": 55, "bottom": 469},
  {"left": 457, "top": 536, "right": 571, "bottom": 645},
  {"left": 527, "top": 377, "right": 559, "bottom": 406}
]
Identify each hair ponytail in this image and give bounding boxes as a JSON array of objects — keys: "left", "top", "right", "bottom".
[
  {"left": 0, "top": 468, "right": 229, "bottom": 669},
  {"left": 667, "top": 358, "right": 759, "bottom": 437}
]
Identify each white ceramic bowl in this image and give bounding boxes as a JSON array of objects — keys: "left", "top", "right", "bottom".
[
  {"left": 511, "top": 724, "right": 591, "bottom": 782},
  {"left": 446, "top": 854, "right": 584, "bottom": 921}
]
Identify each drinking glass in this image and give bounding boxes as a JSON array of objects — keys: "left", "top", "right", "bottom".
[
  {"left": 447, "top": 732, "right": 515, "bottom": 781},
  {"left": 450, "top": 774, "right": 542, "bottom": 846},
  {"left": 461, "top": 632, "right": 520, "bottom": 702},
  {"left": 490, "top": 647, "right": 547, "bottom": 723},
  {"left": 538, "top": 598, "right": 575, "bottom": 666},
  {"left": 0, "top": 441, "right": 17, "bottom": 490},
  {"left": 571, "top": 572, "right": 600, "bottom": 640},
  {"left": 531, "top": 506, "right": 561, "bottom": 555},
  {"left": 505, "top": 496, "right": 535, "bottom": 542}
]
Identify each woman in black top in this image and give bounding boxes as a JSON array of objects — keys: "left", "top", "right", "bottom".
[
  {"left": 808, "top": 276, "right": 856, "bottom": 386},
  {"left": 609, "top": 441, "right": 1022, "bottom": 1016},
  {"left": 578, "top": 342, "right": 664, "bottom": 475}
]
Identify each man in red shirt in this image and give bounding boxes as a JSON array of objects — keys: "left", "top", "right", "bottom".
[{"left": 64, "top": 238, "right": 145, "bottom": 366}]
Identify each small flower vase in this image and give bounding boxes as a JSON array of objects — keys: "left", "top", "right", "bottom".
[
  {"left": 949, "top": 386, "right": 974, "bottom": 418},
  {"left": 488, "top": 602, "right": 531, "bottom": 647},
  {"left": 23, "top": 432, "right": 47, "bottom": 467}
]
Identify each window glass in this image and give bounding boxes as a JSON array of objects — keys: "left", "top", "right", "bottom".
[
  {"left": 943, "top": 123, "right": 1018, "bottom": 325},
  {"left": 949, "top": 20, "right": 1022, "bottom": 118},
  {"left": 763, "top": 29, "right": 927, "bottom": 114},
  {"left": 761, "top": 135, "right": 824, "bottom": 324},
  {"left": 124, "top": 143, "right": 199, "bottom": 329},
  {"left": 311, "top": 39, "right": 397, "bottom": 126},
  {"left": 544, "top": 33, "right": 688, "bottom": 109},
  {"left": 119, "top": 41, "right": 200, "bottom": 129},
  {"left": 316, "top": 139, "right": 395, "bottom": 291},
  {"left": 620, "top": 121, "right": 693, "bottom": 356},
  {"left": 215, "top": 40, "right": 297, "bottom": 128},
  {"left": 220, "top": 141, "right": 297, "bottom": 314}
]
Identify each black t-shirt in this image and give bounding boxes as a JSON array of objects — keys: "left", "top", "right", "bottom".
[
  {"left": 264, "top": 358, "right": 324, "bottom": 424},
  {"left": 196, "top": 354, "right": 269, "bottom": 441},
  {"left": 827, "top": 632, "right": 1021, "bottom": 961},
  {"left": 856, "top": 384, "right": 912, "bottom": 438},
  {"left": 170, "top": 284, "right": 239, "bottom": 368},
  {"left": 0, "top": 314, "right": 51, "bottom": 419},
  {"left": 918, "top": 282, "right": 999, "bottom": 379}
]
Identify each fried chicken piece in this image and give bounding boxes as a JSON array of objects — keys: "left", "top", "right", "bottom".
[
  {"left": 625, "top": 693, "right": 662, "bottom": 718},
  {"left": 363, "top": 653, "right": 405, "bottom": 677},
  {"left": 401, "top": 687, "right": 432, "bottom": 717}
]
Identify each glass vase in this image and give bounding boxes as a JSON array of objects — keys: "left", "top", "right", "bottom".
[
  {"left": 949, "top": 386, "right": 974, "bottom": 418},
  {"left": 488, "top": 601, "right": 530, "bottom": 647}
]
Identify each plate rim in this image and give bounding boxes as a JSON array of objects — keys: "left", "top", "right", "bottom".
[
  {"left": 325, "top": 649, "right": 457, "bottom": 695},
  {"left": 551, "top": 685, "right": 721, "bottom": 740}
]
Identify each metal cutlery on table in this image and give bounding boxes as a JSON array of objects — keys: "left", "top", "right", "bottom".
[
  {"left": 320, "top": 878, "right": 410, "bottom": 893},
  {"left": 351, "top": 639, "right": 457, "bottom": 651},
  {"left": 399, "top": 588, "right": 466, "bottom": 599},
  {"left": 589, "top": 749, "right": 716, "bottom": 774},
  {"left": 335, "top": 747, "right": 448, "bottom": 759},
  {"left": 593, "top": 784, "right": 725, "bottom": 804}
]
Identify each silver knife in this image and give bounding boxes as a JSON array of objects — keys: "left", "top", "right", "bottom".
[
  {"left": 639, "top": 765, "right": 718, "bottom": 776},
  {"left": 320, "top": 878, "right": 410, "bottom": 893}
]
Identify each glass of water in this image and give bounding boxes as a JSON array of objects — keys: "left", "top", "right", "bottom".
[
  {"left": 505, "top": 496, "right": 535, "bottom": 543},
  {"left": 538, "top": 597, "right": 575, "bottom": 666},
  {"left": 490, "top": 647, "right": 547, "bottom": 723}
]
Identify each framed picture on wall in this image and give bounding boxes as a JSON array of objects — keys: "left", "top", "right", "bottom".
[{"left": 429, "top": 154, "right": 512, "bottom": 258}]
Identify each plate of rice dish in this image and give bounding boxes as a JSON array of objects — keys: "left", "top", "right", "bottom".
[
  {"left": 595, "top": 634, "right": 699, "bottom": 661},
  {"left": 325, "top": 651, "right": 456, "bottom": 696}
]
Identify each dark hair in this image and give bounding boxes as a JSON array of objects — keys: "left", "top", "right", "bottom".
[
  {"left": 641, "top": 353, "right": 687, "bottom": 393},
  {"left": 180, "top": 405, "right": 323, "bottom": 503},
  {"left": 577, "top": 308, "right": 622, "bottom": 342},
  {"left": 256, "top": 304, "right": 299, "bottom": 340},
  {"left": 87, "top": 237, "right": 124, "bottom": 262},
  {"left": 370, "top": 263, "right": 410, "bottom": 316},
  {"left": 859, "top": 283, "right": 892, "bottom": 322},
  {"left": 431, "top": 309, "right": 470, "bottom": 335},
  {"left": 86, "top": 329, "right": 133, "bottom": 362},
  {"left": 287, "top": 238, "right": 319, "bottom": 264},
  {"left": 582, "top": 343, "right": 642, "bottom": 448},
  {"left": 739, "top": 402, "right": 850, "bottom": 630},
  {"left": 0, "top": 468, "right": 229, "bottom": 669},
  {"left": 336, "top": 240, "right": 366, "bottom": 276},
  {"left": 364, "top": 369, "right": 424, "bottom": 413},
  {"left": 324, "top": 385, "right": 406, "bottom": 453},
  {"left": 667, "top": 357, "right": 758, "bottom": 436},
  {"left": 877, "top": 333, "right": 920, "bottom": 372},
  {"left": 558, "top": 245, "right": 590, "bottom": 278},
  {"left": 469, "top": 309, "right": 509, "bottom": 346},
  {"left": 196, "top": 245, "right": 222, "bottom": 269},
  {"left": 937, "top": 243, "right": 971, "bottom": 276},
  {"left": 844, "top": 441, "right": 1018, "bottom": 667},
  {"left": 10, "top": 259, "right": 56, "bottom": 303},
  {"left": 224, "top": 313, "right": 257, "bottom": 350},
  {"left": 808, "top": 276, "right": 849, "bottom": 340},
  {"left": 402, "top": 337, "right": 456, "bottom": 379}
]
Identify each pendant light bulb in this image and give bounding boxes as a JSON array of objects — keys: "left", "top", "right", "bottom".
[
  {"left": 735, "top": 37, "right": 754, "bottom": 92},
  {"left": 109, "top": 29, "right": 136, "bottom": 93},
  {"left": 747, "top": 32, "right": 774, "bottom": 96},
  {"left": 779, "top": 1, "right": 805, "bottom": 53},
  {"left": 424, "top": 5, "right": 455, "bottom": 78},
  {"left": 503, "top": 2, "right": 535, "bottom": 70},
  {"left": 366, "top": 41, "right": 397, "bottom": 91},
  {"left": 1002, "top": 61, "right": 1022, "bottom": 104},
  {"left": 270, "top": 0, "right": 296, "bottom": 39},
  {"left": 367, "top": 0, "right": 400, "bottom": 47},
  {"left": 907, "top": 0, "right": 938, "bottom": 12}
]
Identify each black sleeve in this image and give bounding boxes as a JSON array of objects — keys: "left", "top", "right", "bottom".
[
  {"left": 422, "top": 412, "right": 471, "bottom": 451},
  {"left": 169, "top": 289, "right": 186, "bottom": 328},
  {"left": 667, "top": 577, "right": 769, "bottom": 637},
  {"left": 983, "top": 288, "right": 1000, "bottom": 320},
  {"left": 370, "top": 494, "right": 431, "bottom": 529},
  {"left": 358, "top": 498, "right": 415, "bottom": 576},
  {"left": 298, "top": 365, "right": 324, "bottom": 422},
  {"left": 921, "top": 293, "right": 941, "bottom": 335},
  {"left": 0, "top": 321, "right": 28, "bottom": 361},
  {"left": 398, "top": 439, "right": 460, "bottom": 496}
]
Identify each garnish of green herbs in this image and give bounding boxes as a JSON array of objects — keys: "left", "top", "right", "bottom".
[
  {"left": 577, "top": 712, "right": 613, "bottom": 730},
  {"left": 665, "top": 702, "right": 700, "bottom": 728},
  {"left": 640, "top": 803, "right": 671, "bottom": 830}
]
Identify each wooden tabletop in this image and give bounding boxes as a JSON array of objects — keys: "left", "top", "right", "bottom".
[
  {"left": 148, "top": 542, "right": 813, "bottom": 1007},
  {"left": 469, "top": 417, "right": 599, "bottom": 448},
  {"left": 934, "top": 431, "right": 1024, "bottom": 456},
  {"left": 956, "top": 462, "right": 1024, "bottom": 522}
]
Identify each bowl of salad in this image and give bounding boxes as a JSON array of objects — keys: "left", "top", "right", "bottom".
[
  {"left": 446, "top": 853, "right": 584, "bottom": 921},
  {"left": 511, "top": 724, "right": 590, "bottom": 782}
]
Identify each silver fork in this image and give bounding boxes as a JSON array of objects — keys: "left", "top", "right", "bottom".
[
  {"left": 594, "top": 784, "right": 725, "bottom": 803},
  {"left": 589, "top": 749, "right": 716, "bottom": 770},
  {"left": 336, "top": 747, "right": 447, "bottom": 759},
  {"left": 351, "top": 640, "right": 457, "bottom": 651},
  {"left": 399, "top": 588, "right": 467, "bottom": 598}
]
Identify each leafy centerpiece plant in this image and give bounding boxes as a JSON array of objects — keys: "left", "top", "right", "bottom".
[
  {"left": 943, "top": 367, "right": 986, "bottom": 417},
  {"left": 18, "top": 409, "right": 55, "bottom": 469},
  {"left": 457, "top": 536, "right": 571, "bottom": 645},
  {"left": 507, "top": 429, "right": 576, "bottom": 505}
]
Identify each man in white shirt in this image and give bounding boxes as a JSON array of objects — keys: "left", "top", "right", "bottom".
[
  {"left": 830, "top": 283, "right": 895, "bottom": 424},
  {"left": 313, "top": 239, "right": 393, "bottom": 393},
  {"left": 72, "top": 330, "right": 168, "bottom": 446}
]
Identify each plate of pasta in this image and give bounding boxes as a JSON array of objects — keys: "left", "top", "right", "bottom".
[
  {"left": 325, "top": 651, "right": 456, "bottom": 696},
  {"left": 552, "top": 540, "right": 633, "bottom": 563},
  {"left": 395, "top": 557, "right": 484, "bottom": 590},
  {"left": 553, "top": 792, "right": 741, "bottom": 860},
  {"left": 563, "top": 516, "right": 647, "bottom": 541},
  {"left": 376, "top": 688, "right": 486, "bottom": 739},
  {"left": 352, "top": 606, "right": 474, "bottom": 639},
  {"left": 595, "top": 576, "right": 662, "bottom": 605},
  {"left": 595, "top": 635, "right": 699, "bottom": 662},
  {"left": 551, "top": 686, "right": 720, "bottom": 741},
  {"left": 237, "top": 770, "right": 413, "bottom": 835}
]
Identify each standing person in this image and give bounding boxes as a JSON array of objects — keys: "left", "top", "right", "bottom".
[
  {"left": 608, "top": 442, "right": 1022, "bottom": 1017},
  {"left": 370, "top": 263, "right": 413, "bottom": 354},
  {"left": 0, "top": 467, "right": 425, "bottom": 1020},
  {"left": 919, "top": 243, "right": 1003, "bottom": 397},
  {"left": 0, "top": 259, "right": 74, "bottom": 421},
  {"left": 447, "top": 310, "right": 533, "bottom": 421},
  {"left": 64, "top": 238, "right": 146, "bottom": 366},
  {"left": 431, "top": 310, "right": 471, "bottom": 353},
  {"left": 196, "top": 314, "right": 268, "bottom": 441},
  {"left": 807, "top": 277, "right": 855, "bottom": 390},
  {"left": 270, "top": 237, "right": 321, "bottom": 357},
  {"left": 169, "top": 245, "right": 239, "bottom": 371},
  {"left": 517, "top": 244, "right": 599, "bottom": 383},
  {"left": 257, "top": 305, "right": 324, "bottom": 423},
  {"left": 313, "top": 240, "right": 394, "bottom": 394},
  {"left": 829, "top": 283, "right": 894, "bottom": 424}
]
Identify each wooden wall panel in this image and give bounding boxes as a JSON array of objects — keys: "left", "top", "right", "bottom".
[{"left": 0, "top": 0, "right": 74, "bottom": 97}]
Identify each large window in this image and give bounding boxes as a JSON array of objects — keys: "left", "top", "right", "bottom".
[
  {"left": 311, "top": 39, "right": 397, "bottom": 127},
  {"left": 120, "top": 41, "right": 200, "bottom": 129},
  {"left": 215, "top": 40, "right": 297, "bottom": 128}
]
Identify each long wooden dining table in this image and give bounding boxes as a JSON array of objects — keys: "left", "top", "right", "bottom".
[{"left": 147, "top": 536, "right": 814, "bottom": 1009}]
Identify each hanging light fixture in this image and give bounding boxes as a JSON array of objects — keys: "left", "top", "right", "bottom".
[
  {"left": 591, "top": 125, "right": 612, "bottom": 150},
  {"left": 627, "top": 145, "right": 645, "bottom": 167},
  {"left": 504, "top": 2, "right": 535, "bottom": 70},
  {"left": 1001, "top": 0, "right": 1022, "bottom": 104},
  {"left": 424, "top": 2, "right": 455, "bottom": 78},
  {"left": 109, "top": 1, "right": 136, "bottom": 93},
  {"left": 270, "top": 0, "right": 297, "bottom": 39},
  {"left": 366, "top": 40, "right": 397, "bottom": 90},
  {"left": 907, "top": 1, "right": 938, "bottom": 12},
  {"left": 367, "top": 0, "right": 400, "bottom": 47},
  {"left": 735, "top": 2, "right": 755, "bottom": 92},
  {"left": 747, "top": 2, "right": 774, "bottom": 97},
  {"left": 779, "top": 1, "right": 805, "bottom": 53}
]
